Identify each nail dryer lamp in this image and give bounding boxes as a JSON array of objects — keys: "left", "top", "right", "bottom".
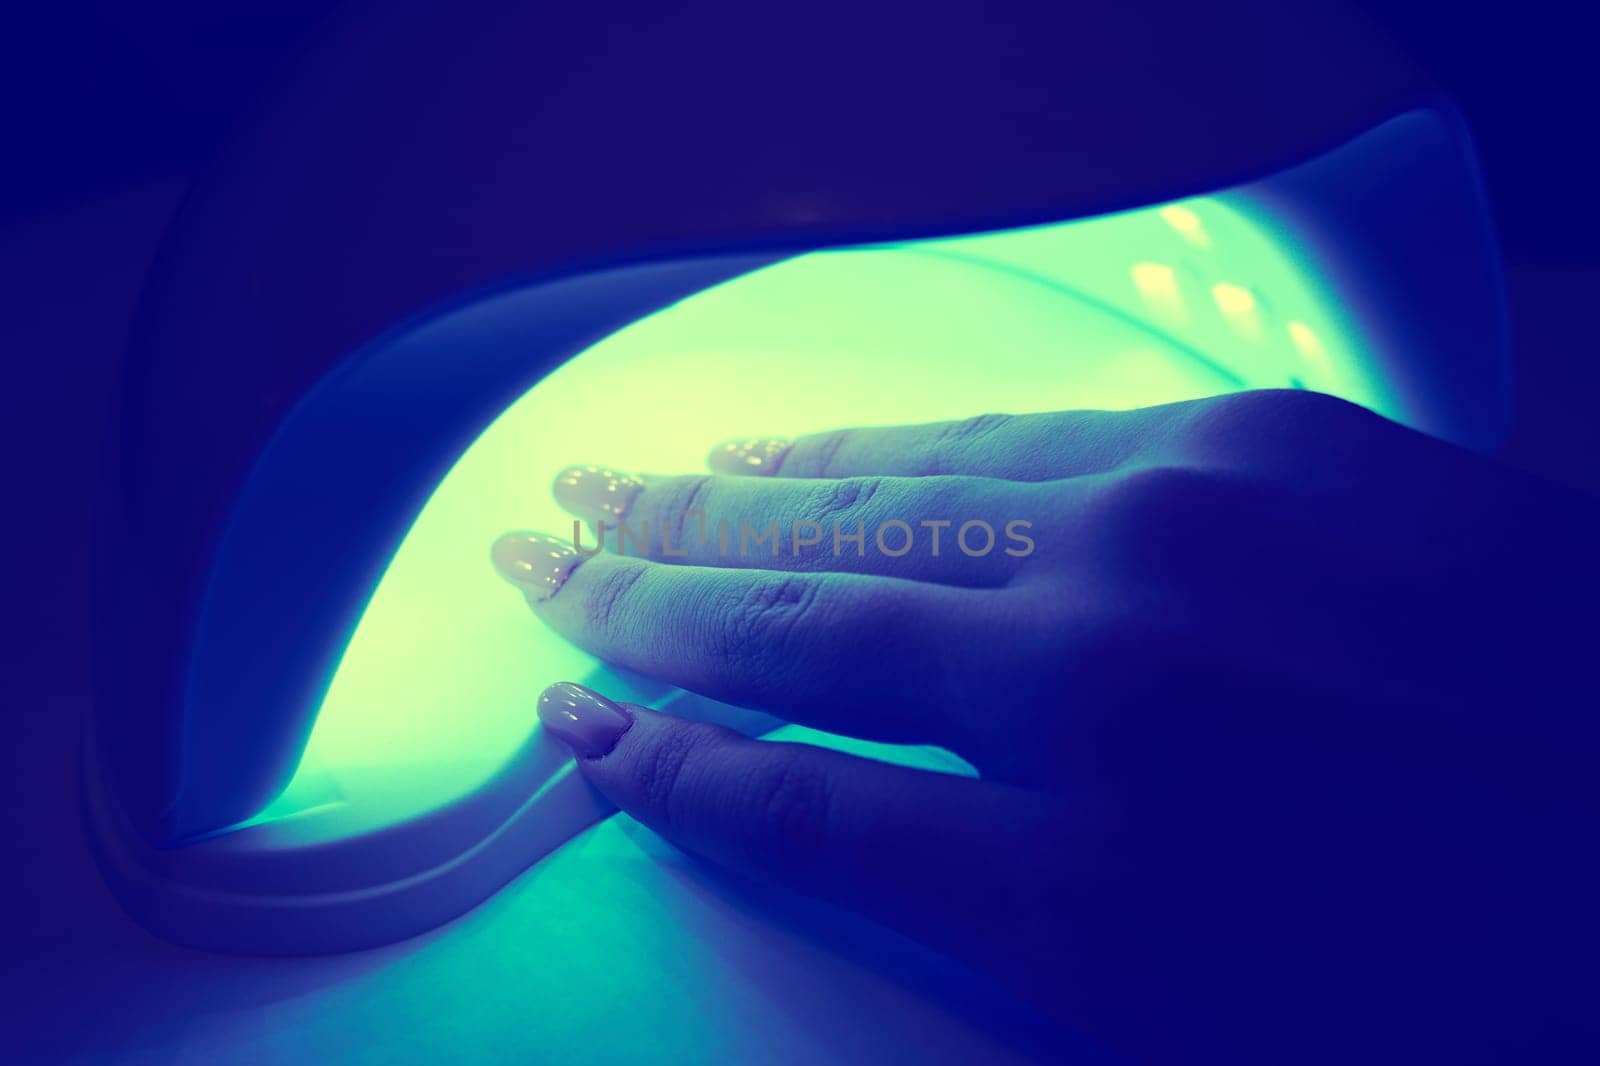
[{"left": 86, "top": 2, "right": 1509, "bottom": 954}]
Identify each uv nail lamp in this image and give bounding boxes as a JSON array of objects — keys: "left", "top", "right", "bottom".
[{"left": 86, "top": 3, "right": 1509, "bottom": 953}]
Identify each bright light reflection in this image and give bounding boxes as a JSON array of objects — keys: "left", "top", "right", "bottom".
[
  {"left": 268, "top": 195, "right": 1392, "bottom": 836},
  {"left": 1288, "top": 319, "right": 1333, "bottom": 377},
  {"left": 1212, "top": 281, "right": 1263, "bottom": 341},
  {"left": 1158, "top": 204, "right": 1210, "bottom": 247},
  {"left": 1131, "top": 262, "right": 1185, "bottom": 324}
]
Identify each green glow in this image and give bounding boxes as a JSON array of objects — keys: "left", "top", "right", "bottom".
[{"left": 257, "top": 193, "right": 1393, "bottom": 838}]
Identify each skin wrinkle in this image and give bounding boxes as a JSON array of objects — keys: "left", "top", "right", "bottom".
[
  {"left": 499, "top": 390, "right": 1600, "bottom": 1063},
  {"left": 660, "top": 474, "right": 714, "bottom": 556},
  {"left": 582, "top": 558, "right": 649, "bottom": 639}
]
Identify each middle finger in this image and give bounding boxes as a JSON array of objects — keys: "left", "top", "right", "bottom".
[{"left": 552, "top": 466, "right": 1042, "bottom": 587}]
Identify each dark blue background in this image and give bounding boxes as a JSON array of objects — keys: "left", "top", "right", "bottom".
[
  {"left": 1, "top": 2, "right": 1596, "bottom": 1058},
  {"left": 0, "top": 2, "right": 1590, "bottom": 266},
  {"left": 6, "top": 1, "right": 1597, "bottom": 485}
]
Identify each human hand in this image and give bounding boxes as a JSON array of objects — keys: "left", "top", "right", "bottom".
[{"left": 491, "top": 390, "right": 1600, "bottom": 1062}]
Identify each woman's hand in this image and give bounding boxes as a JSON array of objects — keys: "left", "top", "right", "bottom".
[{"left": 491, "top": 390, "right": 1600, "bottom": 1063}]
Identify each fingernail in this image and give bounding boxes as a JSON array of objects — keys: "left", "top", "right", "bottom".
[
  {"left": 552, "top": 464, "right": 645, "bottom": 526},
  {"left": 490, "top": 531, "right": 582, "bottom": 602},
  {"left": 707, "top": 437, "right": 791, "bottom": 476},
  {"left": 538, "top": 681, "right": 634, "bottom": 758}
]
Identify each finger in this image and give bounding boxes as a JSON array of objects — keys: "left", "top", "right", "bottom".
[
  {"left": 490, "top": 533, "right": 994, "bottom": 748},
  {"left": 551, "top": 465, "right": 1042, "bottom": 586},
  {"left": 707, "top": 405, "right": 1192, "bottom": 481},
  {"left": 536, "top": 683, "right": 1067, "bottom": 970}
]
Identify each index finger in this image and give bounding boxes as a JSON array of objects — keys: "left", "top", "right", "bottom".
[{"left": 490, "top": 535, "right": 996, "bottom": 749}]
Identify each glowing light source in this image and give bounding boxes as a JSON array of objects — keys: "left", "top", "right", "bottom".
[
  {"left": 1130, "top": 262, "right": 1185, "bottom": 324},
  {"left": 1288, "top": 319, "right": 1332, "bottom": 377},
  {"left": 1211, "top": 281, "right": 1263, "bottom": 342},
  {"left": 1158, "top": 204, "right": 1210, "bottom": 247},
  {"left": 258, "top": 192, "right": 1391, "bottom": 837},
  {"left": 1211, "top": 281, "right": 1255, "bottom": 315}
]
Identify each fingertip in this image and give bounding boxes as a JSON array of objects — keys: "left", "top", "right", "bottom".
[
  {"left": 706, "top": 437, "right": 791, "bottom": 476},
  {"left": 537, "top": 681, "right": 635, "bottom": 758},
  {"left": 552, "top": 464, "right": 645, "bottom": 526},
  {"left": 490, "top": 530, "right": 583, "bottom": 602}
]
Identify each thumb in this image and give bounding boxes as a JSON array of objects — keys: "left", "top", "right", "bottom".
[{"left": 536, "top": 681, "right": 1061, "bottom": 959}]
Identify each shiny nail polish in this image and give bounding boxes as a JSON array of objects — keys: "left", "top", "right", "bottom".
[
  {"left": 538, "top": 682, "right": 634, "bottom": 758},
  {"left": 552, "top": 464, "right": 645, "bottom": 526},
  {"left": 490, "top": 531, "right": 582, "bottom": 602},
  {"left": 706, "top": 437, "right": 791, "bottom": 476}
]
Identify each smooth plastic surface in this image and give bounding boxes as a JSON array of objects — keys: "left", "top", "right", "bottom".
[
  {"left": 84, "top": 109, "right": 1511, "bottom": 955},
  {"left": 91, "top": 0, "right": 1429, "bottom": 847}
]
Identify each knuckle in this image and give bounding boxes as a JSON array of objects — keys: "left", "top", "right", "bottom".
[
  {"left": 745, "top": 752, "right": 835, "bottom": 873},
  {"left": 714, "top": 574, "right": 821, "bottom": 688},
  {"left": 1091, "top": 462, "right": 1281, "bottom": 577},
  {"left": 806, "top": 476, "right": 885, "bottom": 524},
  {"left": 930, "top": 412, "right": 1011, "bottom": 472},
  {"left": 1101, "top": 464, "right": 1218, "bottom": 523},
  {"left": 1090, "top": 465, "right": 1229, "bottom": 566},
  {"left": 940, "top": 411, "right": 1012, "bottom": 445},
  {"left": 1282, "top": 389, "right": 1390, "bottom": 444},
  {"left": 583, "top": 560, "right": 649, "bottom": 637},
  {"left": 1190, "top": 388, "right": 1382, "bottom": 456},
  {"left": 785, "top": 429, "right": 851, "bottom": 477},
  {"left": 632, "top": 725, "right": 704, "bottom": 833},
  {"left": 656, "top": 475, "right": 713, "bottom": 550}
]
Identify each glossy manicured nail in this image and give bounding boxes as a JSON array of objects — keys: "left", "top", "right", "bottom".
[
  {"left": 538, "top": 682, "right": 634, "bottom": 758},
  {"left": 707, "top": 437, "right": 791, "bottom": 476},
  {"left": 490, "top": 531, "right": 582, "bottom": 602},
  {"left": 553, "top": 464, "right": 646, "bottom": 526}
]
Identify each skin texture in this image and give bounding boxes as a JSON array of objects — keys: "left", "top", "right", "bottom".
[{"left": 491, "top": 390, "right": 1600, "bottom": 1063}]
